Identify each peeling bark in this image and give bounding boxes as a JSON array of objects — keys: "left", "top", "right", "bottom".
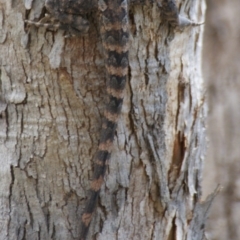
[{"left": 0, "top": 0, "right": 211, "bottom": 239}]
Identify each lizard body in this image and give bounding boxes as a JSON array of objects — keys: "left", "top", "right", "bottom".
[{"left": 25, "top": 0, "right": 200, "bottom": 239}]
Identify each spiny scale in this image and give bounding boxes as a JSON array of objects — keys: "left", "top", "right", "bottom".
[{"left": 79, "top": 0, "right": 129, "bottom": 239}]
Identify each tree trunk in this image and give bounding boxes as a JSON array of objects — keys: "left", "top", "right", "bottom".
[
  {"left": 0, "top": 0, "right": 212, "bottom": 239},
  {"left": 203, "top": 1, "right": 240, "bottom": 239}
]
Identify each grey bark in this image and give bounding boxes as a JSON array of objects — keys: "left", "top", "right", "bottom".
[
  {"left": 0, "top": 0, "right": 211, "bottom": 239},
  {"left": 203, "top": 0, "right": 240, "bottom": 240}
]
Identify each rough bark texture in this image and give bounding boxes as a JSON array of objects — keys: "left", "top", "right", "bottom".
[
  {"left": 203, "top": 1, "right": 240, "bottom": 240},
  {"left": 0, "top": 0, "right": 210, "bottom": 239}
]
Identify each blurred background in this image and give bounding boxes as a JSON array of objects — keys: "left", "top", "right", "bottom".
[{"left": 202, "top": 0, "right": 240, "bottom": 239}]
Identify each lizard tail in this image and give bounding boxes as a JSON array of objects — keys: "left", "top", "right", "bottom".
[{"left": 79, "top": 0, "right": 129, "bottom": 239}]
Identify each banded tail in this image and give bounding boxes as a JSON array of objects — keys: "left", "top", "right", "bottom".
[{"left": 80, "top": 0, "right": 129, "bottom": 239}]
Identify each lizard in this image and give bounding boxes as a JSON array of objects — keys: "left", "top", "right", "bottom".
[{"left": 25, "top": 0, "right": 201, "bottom": 239}]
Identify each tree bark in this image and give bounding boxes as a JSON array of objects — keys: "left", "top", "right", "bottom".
[{"left": 0, "top": 0, "right": 211, "bottom": 239}]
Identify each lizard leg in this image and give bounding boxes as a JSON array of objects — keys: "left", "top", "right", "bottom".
[
  {"left": 129, "top": 0, "right": 203, "bottom": 28},
  {"left": 25, "top": 13, "right": 89, "bottom": 36},
  {"left": 26, "top": 0, "right": 98, "bottom": 36}
]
